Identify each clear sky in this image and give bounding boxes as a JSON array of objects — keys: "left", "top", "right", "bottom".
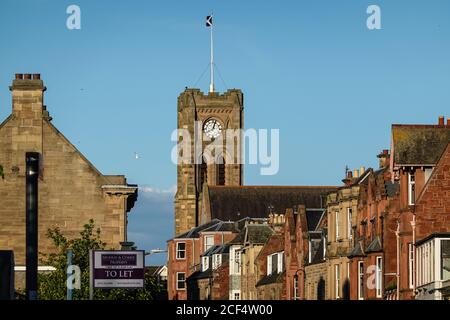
[{"left": 1, "top": 0, "right": 449, "bottom": 265}]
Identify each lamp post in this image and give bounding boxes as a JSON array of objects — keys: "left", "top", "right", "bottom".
[{"left": 25, "top": 152, "right": 40, "bottom": 301}]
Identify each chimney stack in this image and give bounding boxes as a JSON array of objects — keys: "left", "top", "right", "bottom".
[
  {"left": 377, "top": 149, "right": 390, "bottom": 168},
  {"left": 438, "top": 116, "right": 445, "bottom": 126},
  {"left": 447, "top": 118, "right": 450, "bottom": 126}
]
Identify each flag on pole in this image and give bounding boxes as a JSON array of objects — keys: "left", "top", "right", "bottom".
[{"left": 206, "top": 15, "right": 213, "bottom": 27}]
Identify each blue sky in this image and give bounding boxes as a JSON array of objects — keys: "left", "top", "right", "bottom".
[{"left": 1, "top": 0, "right": 449, "bottom": 265}]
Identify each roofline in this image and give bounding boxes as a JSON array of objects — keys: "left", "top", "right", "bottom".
[
  {"left": 208, "top": 185, "right": 339, "bottom": 189},
  {"left": 416, "top": 232, "right": 450, "bottom": 246},
  {"left": 392, "top": 124, "right": 450, "bottom": 129}
]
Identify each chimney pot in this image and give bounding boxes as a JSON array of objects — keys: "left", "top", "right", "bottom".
[
  {"left": 383, "top": 149, "right": 389, "bottom": 155},
  {"left": 32, "top": 74, "right": 40, "bottom": 80},
  {"left": 438, "top": 116, "right": 445, "bottom": 126},
  {"left": 24, "top": 74, "right": 32, "bottom": 80},
  {"left": 347, "top": 170, "right": 353, "bottom": 179},
  {"left": 353, "top": 169, "right": 359, "bottom": 178},
  {"left": 360, "top": 166, "right": 365, "bottom": 175},
  {"left": 15, "top": 74, "right": 23, "bottom": 80}
]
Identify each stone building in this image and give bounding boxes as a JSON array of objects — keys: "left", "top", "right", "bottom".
[
  {"left": 0, "top": 74, "right": 137, "bottom": 287},
  {"left": 239, "top": 223, "right": 274, "bottom": 300},
  {"left": 326, "top": 169, "right": 366, "bottom": 299},
  {"left": 255, "top": 215, "right": 285, "bottom": 300},
  {"left": 174, "top": 89, "right": 244, "bottom": 236}
]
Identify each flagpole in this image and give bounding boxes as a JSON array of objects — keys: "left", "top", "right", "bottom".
[{"left": 209, "top": 13, "right": 214, "bottom": 93}]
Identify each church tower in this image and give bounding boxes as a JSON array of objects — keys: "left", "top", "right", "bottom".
[{"left": 174, "top": 89, "right": 244, "bottom": 235}]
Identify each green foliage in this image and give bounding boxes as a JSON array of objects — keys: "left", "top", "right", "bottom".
[{"left": 38, "top": 219, "right": 161, "bottom": 300}]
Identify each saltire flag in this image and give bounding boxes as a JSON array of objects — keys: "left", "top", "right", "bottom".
[{"left": 206, "top": 15, "right": 213, "bottom": 27}]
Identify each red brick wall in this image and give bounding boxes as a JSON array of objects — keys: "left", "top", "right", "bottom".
[{"left": 415, "top": 144, "right": 450, "bottom": 240}]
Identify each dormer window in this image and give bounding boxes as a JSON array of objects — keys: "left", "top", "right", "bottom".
[{"left": 267, "top": 252, "right": 284, "bottom": 275}]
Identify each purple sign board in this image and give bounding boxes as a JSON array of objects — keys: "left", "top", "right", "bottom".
[{"left": 92, "top": 250, "right": 145, "bottom": 289}]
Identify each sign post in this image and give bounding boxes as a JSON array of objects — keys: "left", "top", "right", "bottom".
[{"left": 92, "top": 251, "right": 145, "bottom": 289}]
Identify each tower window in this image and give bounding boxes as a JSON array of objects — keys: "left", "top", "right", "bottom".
[{"left": 217, "top": 156, "right": 225, "bottom": 185}]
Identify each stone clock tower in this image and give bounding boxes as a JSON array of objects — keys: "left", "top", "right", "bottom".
[{"left": 174, "top": 88, "right": 244, "bottom": 235}]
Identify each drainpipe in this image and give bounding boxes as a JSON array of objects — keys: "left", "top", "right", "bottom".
[
  {"left": 411, "top": 212, "right": 416, "bottom": 298},
  {"left": 395, "top": 221, "right": 400, "bottom": 300}
]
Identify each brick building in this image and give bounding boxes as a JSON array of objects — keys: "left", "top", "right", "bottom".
[
  {"left": 0, "top": 74, "right": 137, "bottom": 288},
  {"left": 390, "top": 117, "right": 450, "bottom": 299},
  {"left": 413, "top": 142, "right": 450, "bottom": 299},
  {"left": 167, "top": 219, "right": 239, "bottom": 300},
  {"left": 347, "top": 152, "right": 400, "bottom": 300}
]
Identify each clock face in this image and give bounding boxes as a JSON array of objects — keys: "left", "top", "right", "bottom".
[{"left": 203, "top": 119, "right": 222, "bottom": 139}]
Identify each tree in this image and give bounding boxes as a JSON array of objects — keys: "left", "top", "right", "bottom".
[{"left": 38, "top": 219, "right": 161, "bottom": 300}]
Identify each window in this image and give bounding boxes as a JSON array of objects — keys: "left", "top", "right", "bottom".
[
  {"left": 358, "top": 261, "right": 364, "bottom": 300},
  {"left": 335, "top": 211, "right": 340, "bottom": 240},
  {"left": 202, "top": 256, "right": 209, "bottom": 272},
  {"left": 408, "top": 243, "right": 414, "bottom": 289},
  {"left": 293, "top": 275, "right": 299, "bottom": 300},
  {"left": 267, "top": 252, "right": 284, "bottom": 275},
  {"left": 204, "top": 235, "right": 214, "bottom": 252},
  {"left": 376, "top": 257, "right": 383, "bottom": 298},
  {"left": 230, "top": 291, "right": 240, "bottom": 300},
  {"left": 424, "top": 168, "right": 433, "bottom": 183},
  {"left": 441, "top": 240, "right": 450, "bottom": 281},
  {"left": 232, "top": 248, "right": 241, "bottom": 274},
  {"left": 176, "top": 272, "right": 186, "bottom": 290},
  {"left": 408, "top": 172, "right": 415, "bottom": 205},
  {"left": 335, "top": 264, "right": 340, "bottom": 299},
  {"left": 212, "top": 254, "right": 222, "bottom": 270},
  {"left": 308, "top": 240, "right": 312, "bottom": 263},
  {"left": 176, "top": 242, "right": 186, "bottom": 260},
  {"left": 347, "top": 207, "right": 353, "bottom": 240},
  {"left": 216, "top": 156, "right": 225, "bottom": 185}
]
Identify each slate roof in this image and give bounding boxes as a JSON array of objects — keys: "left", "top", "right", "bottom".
[
  {"left": 229, "top": 224, "right": 273, "bottom": 245},
  {"left": 201, "top": 244, "right": 231, "bottom": 257},
  {"left": 201, "top": 220, "right": 240, "bottom": 233},
  {"left": 392, "top": 125, "right": 450, "bottom": 166},
  {"left": 366, "top": 236, "right": 383, "bottom": 253},
  {"left": 145, "top": 266, "right": 165, "bottom": 276},
  {"left": 348, "top": 241, "right": 365, "bottom": 258},
  {"left": 256, "top": 272, "right": 284, "bottom": 287},
  {"left": 174, "top": 219, "right": 222, "bottom": 239},
  {"left": 187, "top": 269, "right": 213, "bottom": 281},
  {"left": 208, "top": 186, "right": 336, "bottom": 221}
]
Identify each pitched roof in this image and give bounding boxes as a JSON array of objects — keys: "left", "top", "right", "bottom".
[
  {"left": 200, "top": 220, "right": 240, "bottom": 233},
  {"left": 255, "top": 272, "right": 284, "bottom": 287},
  {"left": 174, "top": 219, "right": 222, "bottom": 239},
  {"left": 229, "top": 223, "right": 274, "bottom": 245},
  {"left": 207, "top": 186, "right": 336, "bottom": 221},
  {"left": 366, "top": 236, "right": 382, "bottom": 253},
  {"left": 245, "top": 224, "right": 274, "bottom": 244},
  {"left": 392, "top": 125, "right": 450, "bottom": 166},
  {"left": 348, "top": 242, "right": 365, "bottom": 258}
]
